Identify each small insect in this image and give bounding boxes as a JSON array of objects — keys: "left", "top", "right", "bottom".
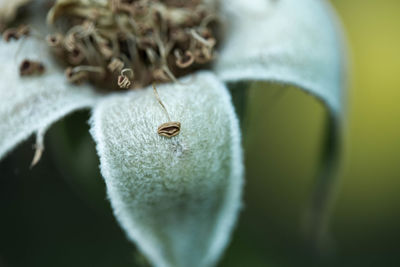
[{"left": 153, "top": 84, "right": 181, "bottom": 138}]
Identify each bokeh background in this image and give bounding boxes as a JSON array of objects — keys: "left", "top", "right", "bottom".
[{"left": 1, "top": 0, "right": 400, "bottom": 266}]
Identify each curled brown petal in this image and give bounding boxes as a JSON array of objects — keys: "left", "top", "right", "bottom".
[
  {"left": 157, "top": 121, "right": 181, "bottom": 138},
  {"left": 175, "top": 50, "right": 194, "bottom": 68},
  {"left": 2, "top": 28, "right": 18, "bottom": 42},
  {"left": 65, "top": 67, "right": 88, "bottom": 84},
  {"left": 117, "top": 69, "right": 134, "bottom": 89},
  {"left": 152, "top": 68, "right": 170, "bottom": 82},
  {"left": 46, "top": 33, "right": 63, "bottom": 48},
  {"left": 108, "top": 58, "right": 124, "bottom": 73},
  {"left": 194, "top": 46, "right": 213, "bottom": 64},
  {"left": 117, "top": 75, "right": 132, "bottom": 88},
  {"left": 3, "top": 25, "right": 30, "bottom": 42},
  {"left": 19, "top": 60, "right": 45, "bottom": 76},
  {"left": 67, "top": 46, "right": 86, "bottom": 65}
]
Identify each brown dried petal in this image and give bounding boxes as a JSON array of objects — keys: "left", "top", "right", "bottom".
[
  {"left": 3, "top": 25, "right": 29, "bottom": 42},
  {"left": 98, "top": 44, "right": 114, "bottom": 59},
  {"left": 65, "top": 67, "right": 88, "bottom": 84},
  {"left": 152, "top": 68, "right": 170, "bottom": 82},
  {"left": 137, "top": 36, "right": 156, "bottom": 49},
  {"left": 108, "top": 58, "right": 124, "bottom": 73},
  {"left": 64, "top": 32, "right": 77, "bottom": 52},
  {"left": 19, "top": 60, "right": 45, "bottom": 76},
  {"left": 17, "top": 25, "right": 30, "bottom": 36},
  {"left": 157, "top": 121, "right": 181, "bottom": 138},
  {"left": 67, "top": 47, "right": 86, "bottom": 65},
  {"left": 170, "top": 28, "right": 189, "bottom": 43},
  {"left": 194, "top": 47, "right": 213, "bottom": 64},
  {"left": 175, "top": 50, "right": 194, "bottom": 68},
  {"left": 118, "top": 75, "right": 132, "bottom": 89},
  {"left": 2, "top": 28, "right": 18, "bottom": 42},
  {"left": 205, "top": 37, "right": 216, "bottom": 48},
  {"left": 46, "top": 33, "right": 63, "bottom": 48},
  {"left": 132, "top": 1, "right": 149, "bottom": 16}
]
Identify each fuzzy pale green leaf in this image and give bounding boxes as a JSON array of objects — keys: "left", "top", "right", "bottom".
[
  {"left": 0, "top": 38, "right": 98, "bottom": 160},
  {"left": 90, "top": 72, "right": 243, "bottom": 267},
  {"left": 215, "top": 0, "right": 347, "bottom": 247},
  {"left": 216, "top": 0, "right": 346, "bottom": 116}
]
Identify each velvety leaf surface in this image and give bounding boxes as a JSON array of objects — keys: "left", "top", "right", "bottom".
[
  {"left": 216, "top": 0, "right": 346, "bottom": 116},
  {"left": 0, "top": 38, "right": 98, "bottom": 160},
  {"left": 90, "top": 72, "right": 243, "bottom": 267}
]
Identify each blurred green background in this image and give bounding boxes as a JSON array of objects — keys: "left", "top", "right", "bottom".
[{"left": 2, "top": 0, "right": 400, "bottom": 266}]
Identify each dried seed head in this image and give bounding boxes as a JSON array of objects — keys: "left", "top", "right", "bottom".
[
  {"left": 46, "top": 0, "right": 220, "bottom": 91},
  {"left": 19, "top": 60, "right": 45, "bottom": 76}
]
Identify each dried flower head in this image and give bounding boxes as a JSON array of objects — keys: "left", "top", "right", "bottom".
[{"left": 45, "top": 0, "right": 219, "bottom": 90}]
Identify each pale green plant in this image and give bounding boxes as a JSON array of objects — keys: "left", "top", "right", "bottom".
[{"left": 0, "top": 0, "right": 346, "bottom": 266}]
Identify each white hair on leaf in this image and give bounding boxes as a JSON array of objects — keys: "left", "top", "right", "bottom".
[{"left": 90, "top": 72, "right": 244, "bottom": 267}]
